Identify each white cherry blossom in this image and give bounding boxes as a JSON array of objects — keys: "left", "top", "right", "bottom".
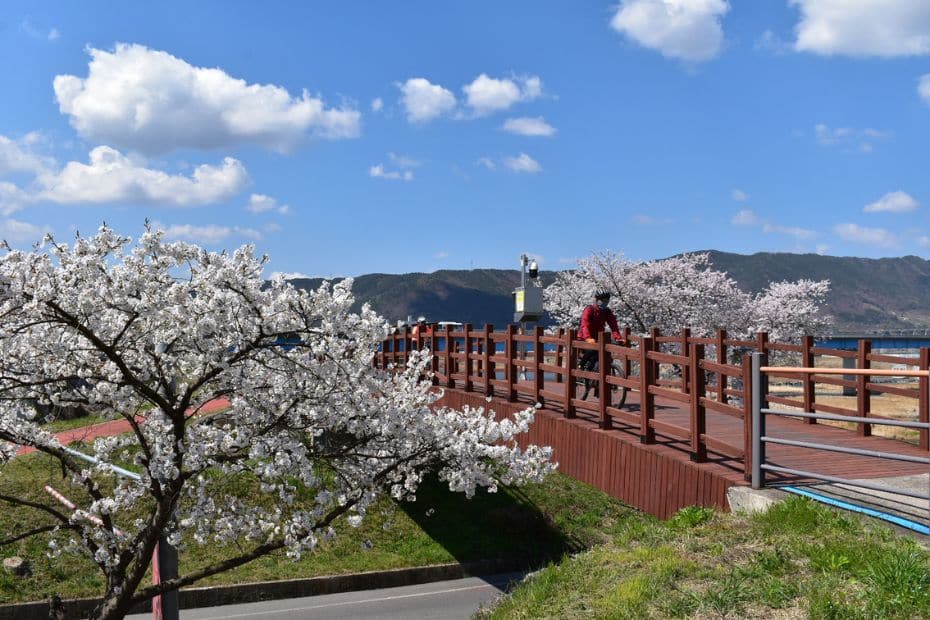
[
  {"left": 545, "top": 251, "right": 830, "bottom": 338},
  {"left": 0, "top": 225, "right": 553, "bottom": 619}
]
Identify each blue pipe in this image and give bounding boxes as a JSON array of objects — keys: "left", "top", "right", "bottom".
[{"left": 781, "top": 486, "right": 929, "bottom": 535}]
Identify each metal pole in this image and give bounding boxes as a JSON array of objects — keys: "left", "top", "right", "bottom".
[
  {"left": 155, "top": 538, "right": 179, "bottom": 620},
  {"left": 751, "top": 352, "right": 767, "bottom": 489},
  {"left": 62, "top": 446, "right": 179, "bottom": 620}
]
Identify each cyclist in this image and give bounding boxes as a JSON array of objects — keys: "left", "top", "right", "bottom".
[
  {"left": 578, "top": 289, "right": 622, "bottom": 374},
  {"left": 411, "top": 316, "right": 431, "bottom": 350}
]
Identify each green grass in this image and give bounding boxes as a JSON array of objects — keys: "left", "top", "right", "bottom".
[
  {"left": 485, "top": 498, "right": 930, "bottom": 619},
  {"left": 0, "top": 451, "right": 626, "bottom": 604},
  {"left": 6, "top": 448, "right": 930, "bottom": 619},
  {"left": 39, "top": 414, "right": 107, "bottom": 433}
]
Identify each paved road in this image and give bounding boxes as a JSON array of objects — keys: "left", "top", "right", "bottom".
[{"left": 126, "top": 572, "right": 523, "bottom": 620}]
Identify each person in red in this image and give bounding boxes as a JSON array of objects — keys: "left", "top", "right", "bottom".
[
  {"left": 411, "top": 316, "right": 431, "bottom": 350},
  {"left": 578, "top": 290, "right": 622, "bottom": 374}
]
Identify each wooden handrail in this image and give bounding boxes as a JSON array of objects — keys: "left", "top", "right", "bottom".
[
  {"left": 377, "top": 324, "right": 930, "bottom": 460},
  {"left": 761, "top": 367, "right": 930, "bottom": 377}
]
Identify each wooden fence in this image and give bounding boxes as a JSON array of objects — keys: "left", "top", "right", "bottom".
[{"left": 376, "top": 325, "right": 930, "bottom": 477}]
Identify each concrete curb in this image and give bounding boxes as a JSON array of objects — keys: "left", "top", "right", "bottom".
[{"left": 0, "top": 557, "right": 537, "bottom": 620}]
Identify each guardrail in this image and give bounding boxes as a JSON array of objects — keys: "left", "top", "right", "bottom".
[
  {"left": 377, "top": 324, "right": 752, "bottom": 475},
  {"left": 379, "top": 325, "right": 930, "bottom": 451},
  {"left": 751, "top": 353, "right": 930, "bottom": 523}
]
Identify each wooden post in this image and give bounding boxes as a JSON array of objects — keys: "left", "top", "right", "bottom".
[
  {"left": 802, "top": 334, "right": 816, "bottom": 425},
  {"left": 505, "top": 324, "right": 516, "bottom": 401},
  {"left": 403, "top": 326, "right": 411, "bottom": 366},
  {"left": 444, "top": 325, "right": 454, "bottom": 388},
  {"left": 482, "top": 324, "right": 493, "bottom": 397},
  {"left": 555, "top": 328, "right": 564, "bottom": 384},
  {"left": 622, "top": 326, "right": 632, "bottom": 381},
  {"left": 690, "top": 343, "right": 706, "bottom": 462},
  {"left": 742, "top": 354, "right": 752, "bottom": 481},
  {"left": 716, "top": 328, "right": 728, "bottom": 404},
  {"left": 598, "top": 331, "right": 611, "bottom": 430},
  {"left": 533, "top": 326, "right": 544, "bottom": 406},
  {"left": 857, "top": 339, "right": 871, "bottom": 436},
  {"left": 430, "top": 324, "right": 439, "bottom": 385},
  {"left": 920, "top": 348, "right": 929, "bottom": 451},
  {"left": 756, "top": 331, "right": 768, "bottom": 355},
  {"left": 564, "top": 328, "right": 576, "bottom": 418},
  {"left": 681, "top": 327, "right": 691, "bottom": 395},
  {"left": 463, "top": 323, "right": 473, "bottom": 393},
  {"left": 640, "top": 335, "right": 655, "bottom": 444}
]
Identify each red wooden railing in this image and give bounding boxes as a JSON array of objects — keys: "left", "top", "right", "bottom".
[{"left": 376, "top": 325, "right": 930, "bottom": 478}]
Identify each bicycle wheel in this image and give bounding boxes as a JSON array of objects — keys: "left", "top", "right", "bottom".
[{"left": 610, "top": 360, "right": 628, "bottom": 408}]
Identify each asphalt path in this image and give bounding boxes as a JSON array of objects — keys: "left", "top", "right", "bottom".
[{"left": 125, "top": 572, "right": 524, "bottom": 620}]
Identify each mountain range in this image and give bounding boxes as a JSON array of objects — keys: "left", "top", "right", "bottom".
[{"left": 286, "top": 251, "right": 930, "bottom": 333}]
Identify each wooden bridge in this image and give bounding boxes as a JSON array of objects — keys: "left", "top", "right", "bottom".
[{"left": 378, "top": 325, "right": 930, "bottom": 519}]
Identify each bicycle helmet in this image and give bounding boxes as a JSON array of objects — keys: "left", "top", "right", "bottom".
[{"left": 594, "top": 289, "right": 611, "bottom": 301}]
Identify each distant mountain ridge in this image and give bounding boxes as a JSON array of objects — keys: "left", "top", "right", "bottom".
[{"left": 286, "top": 252, "right": 930, "bottom": 332}]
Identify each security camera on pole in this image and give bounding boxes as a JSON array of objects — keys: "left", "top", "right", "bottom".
[{"left": 514, "top": 254, "right": 543, "bottom": 380}]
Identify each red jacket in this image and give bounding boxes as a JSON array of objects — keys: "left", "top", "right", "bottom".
[{"left": 578, "top": 305, "right": 621, "bottom": 342}]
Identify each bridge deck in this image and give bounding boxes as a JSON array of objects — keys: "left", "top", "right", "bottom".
[{"left": 436, "top": 377, "right": 929, "bottom": 518}]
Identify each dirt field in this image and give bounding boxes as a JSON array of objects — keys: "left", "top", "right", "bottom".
[{"left": 769, "top": 352, "right": 924, "bottom": 445}]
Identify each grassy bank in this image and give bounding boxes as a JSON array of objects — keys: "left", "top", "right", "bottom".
[
  {"left": 0, "top": 451, "right": 626, "bottom": 604},
  {"left": 484, "top": 499, "right": 930, "bottom": 619}
]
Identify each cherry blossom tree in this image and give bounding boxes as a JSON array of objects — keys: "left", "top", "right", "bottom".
[
  {"left": 0, "top": 226, "right": 553, "bottom": 619},
  {"left": 545, "top": 251, "right": 830, "bottom": 338}
]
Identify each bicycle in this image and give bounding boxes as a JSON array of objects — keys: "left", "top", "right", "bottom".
[{"left": 577, "top": 355, "right": 629, "bottom": 408}]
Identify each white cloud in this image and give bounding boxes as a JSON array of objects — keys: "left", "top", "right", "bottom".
[
  {"left": 370, "top": 153, "right": 418, "bottom": 181},
  {"left": 0, "top": 182, "right": 32, "bottom": 215},
  {"left": 610, "top": 0, "right": 730, "bottom": 63},
  {"left": 762, "top": 222, "right": 816, "bottom": 240},
  {"left": 731, "top": 209, "right": 759, "bottom": 226},
  {"left": 633, "top": 214, "right": 674, "bottom": 225},
  {"left": 245, "top": 193, "right": 290, "bottom": 214},
  {"left": 919, "top": 74, "right": 930, "bottom": 106},
  {"left": 38, "top": 146, "right": 249, "bottom": 206},
  {"left": 0, "top": 218, "right": 45, "bottom": 243},
  {"left": 270, "top": 271, "right": 314, "bottom": 280},
  {"left": 462, "top": 74, "right": 542, "bottom": 116},
  {"left": 754, "top": 30, "right": 790, "bottom": 55},
  {"left": 388, "top": 152, "right": 421, "bottom": 168},
  {"left": 502, "top": 116, "right": 557, "bottom": 137},
  {"left": 476, "top": 157, "right": 496, "bottom": 171},
  {"left": 815, "top": 243, "right": 829, "bottom": 255},
  {"left": 863, "top": 190, "right": 919, "bottom": 214},
  {"left": 434, "top": 251, "right": 450, "bottom": 259},
  {"left": 0, "top": 135, "right": 54, "bottom": 176},
  {"left": 731, "top": 188, "right": 748, "bottom": 202},
  {"left": 398, "top": 78, "right": 456, "bottom": 123},
  {"left": 159, "top": 223, "right": 263, "bottom": 244},
  {"left": 833, "top": 223, "right": 898, "bottom": 248},
  {"left": 369, "top": 164, "right": 413, "bottom": 182},
  {"left": 53, "top": 43, "right": 360, "bottom": 154},
  {"left": 813, "top": 123, "right": 854, "bottom": 145},
  {"left": 733, "top": 207, "right": 815, "bottom": 239},
  {"left": 503, "top": 153, "right": 542, "bottom": 174},
  {"left": 813, "top": 123, "right": 890, "bottom": 152},
  {"left": 20, "top": 19, "right": 59, "bottom": 41},
  {"left": 791, "top": 0, "right": 930, "bottom": 57},
  {"left": 371, "top": 97, "right": 383, "bottom": 112}
]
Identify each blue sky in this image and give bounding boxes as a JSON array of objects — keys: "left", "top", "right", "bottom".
[{"left": 2, "top": 1, "right": 930, "bottom": 278}]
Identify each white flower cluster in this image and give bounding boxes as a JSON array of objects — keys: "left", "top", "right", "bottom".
[
  {"left": 545, "top": 250, "right": 831, "bottom": 340},
  {"left": 0, "top": 225, "right": 554, "bottom": 608}
]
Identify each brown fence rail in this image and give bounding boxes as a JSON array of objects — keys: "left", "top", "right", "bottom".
[{"left": 376, "top": 325, "right": 930, "bottom": 476}]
